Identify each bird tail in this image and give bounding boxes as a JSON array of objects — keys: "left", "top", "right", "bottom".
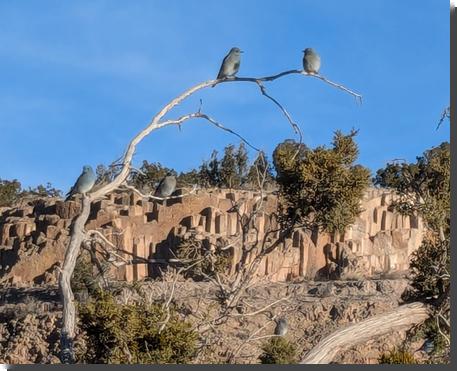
[
  {"left": 64, "top": 189, "right": 74, "bottom": 202},
  {"left": 212, "top": 74, "right": 223, "bottom": 88}
]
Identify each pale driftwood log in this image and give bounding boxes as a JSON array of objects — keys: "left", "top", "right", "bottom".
[
  {"left": 300, "top": 302, "right": 429, "bottom": 364},
  {"left": 58, "top": 70, "right": 361, "bottom": 363}
]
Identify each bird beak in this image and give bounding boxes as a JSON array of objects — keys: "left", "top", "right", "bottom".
[{"left": 240, "top": 50, "right": 244, "bottom": 53}]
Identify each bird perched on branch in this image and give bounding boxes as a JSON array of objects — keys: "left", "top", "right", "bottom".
[
  {"left": 302, "top": 48, "right": 321, "bottom": 74},
  {"left": 154, "top": 172, "right": 177, "bottom": 198},
  {"left": 212, "top": 47, "right": 243, "bottom": 87},
  {"left": 274, "top": 317, "right": 288, "bottom": 336},
  {"left": 65, "top": 165, "right": 96, "bottom": 201}
]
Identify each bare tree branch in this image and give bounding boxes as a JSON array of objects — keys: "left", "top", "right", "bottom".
[
  {"left": 254, "top": 80, "right": 303, "bottom": 142},
  {"left": 227, "top": 314, "right": 278, "bottom": 363},
  {"left": 158, "top": 259, "right": 205, "bottom": 333},
  {"left": 229, "top": 296, "right": 289, "bottom": 317},
  {"left": 90, "top": 71, "right": 360, "bottom": 201},
  {"left": 58, "top": 68, "right": 361, "bottom": 363},
  {"left": 436, "top": 106, "right": 450, "bottom": 130},
  {"left": 215, "top": 70, "right": 363, "bottom": 103},
  {"left": 122, "top": 183, "right": 199, "bottom": 201}
]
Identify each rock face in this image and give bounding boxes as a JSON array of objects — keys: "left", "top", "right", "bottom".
[
  {"left": 0, "top": 279, "right": 416, "bottom": 364},
  {"left": 0, "top": 187, "right": 423, "bottom": 285}
]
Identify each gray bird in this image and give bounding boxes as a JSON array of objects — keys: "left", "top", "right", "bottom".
[
  {"left": 65, "top": 165, "right": 96, "bottom": 201},
  {"left": 154, "top": 172, "right": 177, "bottom": 198},
  {"left": 213, "top": 47, "right": 243, "bottom": 87},
  {"left": 302, "top": 48, "right": 321, "bottom": 74},
  {"left": 274, "top": 318, "right": 288, "bottom": 336},
  {"left": 416, "top": 338, "right": 434, "bottom": 354}
]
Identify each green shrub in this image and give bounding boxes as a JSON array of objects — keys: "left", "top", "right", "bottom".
[
  {"left": 409, "top": 237, "right": 450, "bottom": 301},
  {"left": 408, "top": 318, "right": 447, "bottom": 357},
  {"left": 71, "top": 251, "right": 99, "bottom": 295},
  {"left": 259, "top": 337, "right": 298, "bottom": 364},
  {"left": 378, "top": 348, "right": 417, "bottom": 364},
  {"left": 77, "top": 291, "right": 198, "bottom": 364}
]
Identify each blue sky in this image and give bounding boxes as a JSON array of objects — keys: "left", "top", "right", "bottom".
[{"left": 0, "top": 1, "right": 450, "bottom": 192}]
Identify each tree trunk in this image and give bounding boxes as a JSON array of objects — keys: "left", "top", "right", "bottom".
[
  {"left": 300, "top": 302, "right": 429, "bottom": 364},
  {"left": 59, "top": 196, "right": 92, "bottom": 363}
]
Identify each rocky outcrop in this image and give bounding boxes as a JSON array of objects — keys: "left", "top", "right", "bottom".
[
  {"left": 0, "top": 188, "right": 424, "bottom": 285},
  {"left": 0, "top": 279, "right": 426, "bottom": 364}
]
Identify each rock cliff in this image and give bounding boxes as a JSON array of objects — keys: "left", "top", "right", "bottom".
[{"left": 0, "top": 187, "right": 423, "bottom": 285}]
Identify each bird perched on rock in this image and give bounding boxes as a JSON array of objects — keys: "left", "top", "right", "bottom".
[
  {"left": 274, "top": 317, "right": 288, "bottom": 336},
  {"left": 302, "top": 48, "right": 321, "bottom": 74},
  {"left": 213, "top": 47, "right": 243, "bottom": 87},
  {"left": 65, "top": 165, "right": 96, "bottom": 201},
  {"left": 154, "top": 172, "right": 177, "bottom": 198}
]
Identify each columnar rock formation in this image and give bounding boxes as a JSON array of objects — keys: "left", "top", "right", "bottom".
[{"left": 0, "top": 188, "right": 423, "bottom": 285}]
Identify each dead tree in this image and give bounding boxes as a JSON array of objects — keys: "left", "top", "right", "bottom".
[{"left": 58, "top": 66, "right": 362, "bottom": 363}]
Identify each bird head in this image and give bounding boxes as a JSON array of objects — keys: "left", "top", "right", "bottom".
[
  {"left": 82, "top": 165, "right": 93, "bottom": 173},
  {"left": 230, "top": 47, "right": 243, "bottom": 55},
  {"left": 303, "top": 48, "right": 316, "bottom": 55}
]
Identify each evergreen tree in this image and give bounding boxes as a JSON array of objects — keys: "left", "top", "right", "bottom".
[
  {"left": 235, "top": 142, "right": 249, "bottom": 187},
  {"left": 131, "top": 161, "right": 176, "bottom": 190},
  {"left": 0, "top": 179, "right": 22, "bottom": 207},
  {"left": 273, "top": 131, "right": 371, "bottom": 233},
  {"left": 177, "top": 169, "right": 200, "bottom": 187},
  {"left": 220, "top": 145, "right": 238, "bottom": 188},
  {"left": 208, "top": 150, "right": 220, "bottom": 186},
  {"left": 374, "top": 141, "right": 450, "bottom": 240}
]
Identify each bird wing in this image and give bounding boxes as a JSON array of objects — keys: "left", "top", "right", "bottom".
[
  {"left": 154, "top": 177, "right": 166, "bottom": 195},
  {"left": 233, "top": 61, "right": 240, "bottom": 74},
  {"left": 65, "top": 172, "right": 85, "bottom": 198},
  {"left": 73, "top": 172, "right": 87, "bottom": 190},
  {"left": 65, "top": 185, "right": 75, "bottom": 198},
  {"left": 216, "top": 54, "right": 230, "bottom": 79}
]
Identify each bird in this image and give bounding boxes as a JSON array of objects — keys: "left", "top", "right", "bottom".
[
  {"left": 274, "top": 317, "right": 288, "bottom": 336},
  {"left": 212, "top": 47, "right": 243, "bottom": 87},
  {"left": 302, "top": 48, "right": 321, "bottom": 74},
  {"left": 65, "top": 165, "right": 96, "bottom": 201},
  {"left": 154, "top": 172, "right": 177, "bottom": 198},
  {"left": 415, "top": 338, "right": 434, "bottom": 354}
]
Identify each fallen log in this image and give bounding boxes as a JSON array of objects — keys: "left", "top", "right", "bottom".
[{"left": 301, "top": 302, "right": 429, "bottom": 364}]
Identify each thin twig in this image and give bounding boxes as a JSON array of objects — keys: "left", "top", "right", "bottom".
[
  {"left": 158, "top": 258, "right": 205, "bottom": 333},
  {"left": 227, "top": 314, "right": 278, "bottom": 363},
  {"left": 255, "top": 80, "right": 303, "bottom": 143},
  {"left": 436, "top": 106, "right": 450, "bottom": 130},
  {"left": 229, "top": 296, "right": 289, "bottom": 317},
  {"left": 158, "top": 112, "right": 260, "bottom": 152}
]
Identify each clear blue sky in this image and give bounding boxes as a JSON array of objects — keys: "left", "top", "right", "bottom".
[{"left": 0, "top": 1, "right": 450, "bottom": 192}]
